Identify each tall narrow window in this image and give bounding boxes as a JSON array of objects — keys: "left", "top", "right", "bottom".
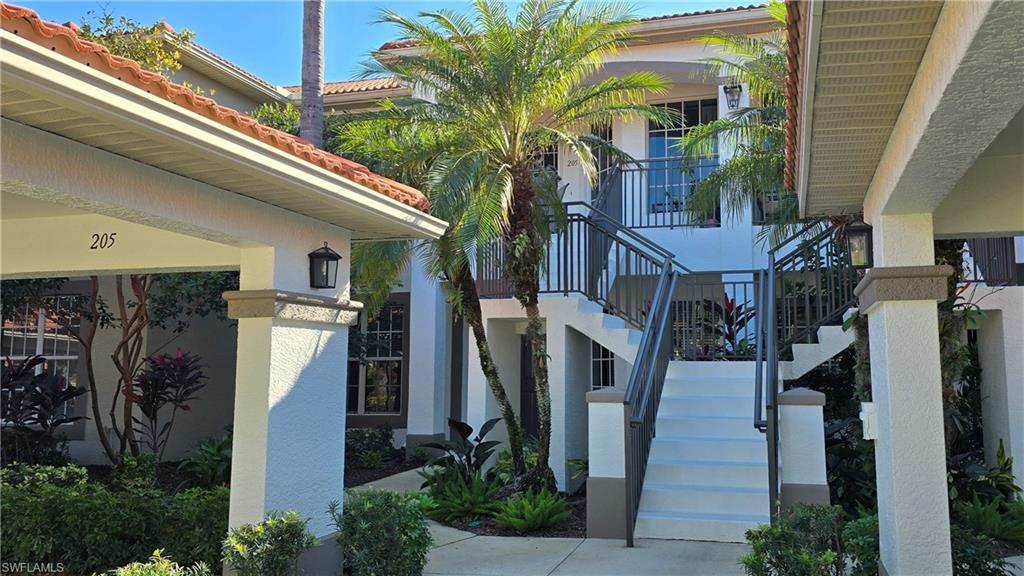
[
  {"left": 647, "top": 98, "right": 719, "bottom": 213},
  {"left": 347, "top": 301, "right": 406, "bottom": 415},
  {"left": 591, "top": 341, "right": 615, "bottom": 389}
]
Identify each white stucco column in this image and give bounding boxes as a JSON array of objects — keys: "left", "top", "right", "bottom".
[
  {"left": 854, "top": 213, "right": 953, "bottom": 576},
  {"left": 778, "top": 388, "right": 829, "bottom": 509},
  {"left": 585, "top": 387, "right": 628, "bottom": 539},
  {"left": 223, "top": 288, "right": 360, "bottom": 538},
  {"left": 406, "top": 254, "right": 450, "bottom": 450}
]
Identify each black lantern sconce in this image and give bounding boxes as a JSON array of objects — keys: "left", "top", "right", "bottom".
[
  {"left": 845, "top": 221, "right": 874, "bottom": 270},
  {"left": 723, "top": 84, "right": 743, "bottom": 110},
  {"left": 309, "top": 242, "right": 342, "bottom": 289}
]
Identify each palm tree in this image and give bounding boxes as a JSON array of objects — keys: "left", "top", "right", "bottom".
[
  {"left": 364, "top": 0, "right": 670, "bottom": 487},
  {"left": 335, "top": 105, "right": 533, "bottom": 475},
  {"left": 300, "top": 0, "right": 325, "bottom": 148},
  {"left": 678, "top": 2, "right": 806, "bottom": 247}
]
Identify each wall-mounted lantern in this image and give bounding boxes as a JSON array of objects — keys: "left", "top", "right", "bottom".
[
  {"left": 309, "top": 242, "right": 342, "bottom": 289},
  {"left": 723, "top": 84, "right": 743, "bottom": 110},
  {"left": 845, "top": 221, "right": 874, "bottom": 270}
]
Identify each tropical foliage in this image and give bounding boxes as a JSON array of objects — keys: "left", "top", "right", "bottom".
[
  {"left": 334, "top": 489, "right": 433, "bottom": 576},
  {"left": 494, "top": 487, "right": 570, "bottom": 532}
]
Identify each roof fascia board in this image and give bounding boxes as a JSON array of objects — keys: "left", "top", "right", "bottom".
[
  {"left": 0, "top": 31, "right": 446, "bottom": 240},
  {"left": 795, "top": 0, "right": 822, "bottom": 217}
]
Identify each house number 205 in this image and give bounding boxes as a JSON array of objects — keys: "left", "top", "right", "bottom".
[{"left": 90, "top": 233, "right": 117, "bottom": 250}]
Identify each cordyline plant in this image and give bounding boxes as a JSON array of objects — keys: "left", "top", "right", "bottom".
[
  {"left": 125, "top": 351, "right": 207, "bottom": 459},
  {"left": 360, "top": 0, "right": 673, "bottom": 489}
]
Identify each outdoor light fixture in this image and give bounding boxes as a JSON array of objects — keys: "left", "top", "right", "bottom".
[
  {"left": 723, "top": 84, "right": 743, "bottom": 110},
  {"left": 845, "top": 221, "right": 874, "bottom": 270},
  {"left": 308, "top": 242, "right": 342, "bottom": 289}
]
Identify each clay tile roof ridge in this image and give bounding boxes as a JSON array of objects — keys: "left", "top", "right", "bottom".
[{"left": 0, "top": 2, "right": 430, "bottom": 213}]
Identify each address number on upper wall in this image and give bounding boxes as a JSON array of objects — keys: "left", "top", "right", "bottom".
[{"left": 90, "top": 233, "right": 117, "bottom": 250}]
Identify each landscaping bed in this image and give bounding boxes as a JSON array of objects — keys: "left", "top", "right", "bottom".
[
  {"left": 443, "top": 490, "right": 586, "bottom": 538},
  {"left": 344, "top": 449, "right": 423, "bottom": 488}
]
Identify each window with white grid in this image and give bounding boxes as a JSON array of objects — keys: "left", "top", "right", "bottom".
[
  {"left": 348, "top": 302, "right": 405, "bottom": 415},
  {"left": 591, "top": 341, "right": 615, "bottom": 390}
]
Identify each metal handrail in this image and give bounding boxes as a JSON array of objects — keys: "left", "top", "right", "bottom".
[{"left": 623, "top": 262, "right": 677, "bottom": 547}]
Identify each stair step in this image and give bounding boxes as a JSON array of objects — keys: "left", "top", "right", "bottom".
[
  {"left": 639, "top": 482, "right": 769, "bottom": 516},
  {"left": 658, "top": 394, "right": 753, "bottom": 418},
  {"left": 650, "top": 435, "right": 767, "bottom": 461},
  {"left": 662, "top": 377, "right": 754, "bottom": 397},
  {"left": 654, "top": 415, "right": 762, "bottom": 438},
  {"left": 634, "top": 510, "right": 769, "bottom": 543},
  {"left": 646, "top": 458, "right": 768, "bottom": 487},
  {"left": 667, "top": 361, "right": 757, "bottom": 380}
]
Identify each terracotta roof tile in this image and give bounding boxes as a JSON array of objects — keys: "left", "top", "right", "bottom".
[
  {"left": 377, "top": 4, "right": 766, "bottom": 50},
  {"left": 0, "top": 2, "right": 430, "bottom": 213},
  {"left": 285, "top": 77, "right": 405, "bottom": 96}
]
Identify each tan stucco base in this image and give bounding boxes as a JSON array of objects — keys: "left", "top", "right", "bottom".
[
  {"left": 223, "top": 289, "right": 362, "bottom": 325},
  {"left": 853, "top": 265, "right": 954, "bottom": 312},
  {"left": 586, "top": 476, "right": 628, "bottom": 539}
]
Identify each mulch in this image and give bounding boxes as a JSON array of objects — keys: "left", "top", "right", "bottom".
[
  {"left": 441, "top": 491, "right": 587, "bottom": 539},
  {"left": 344, "top": 452, "right": 424, "bottom": 489}
]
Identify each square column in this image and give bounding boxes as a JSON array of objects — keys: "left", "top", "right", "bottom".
[
  {"left": 223, "top": 290, "right": 360, "bottom": 537},
  {"left": 854, "top": 213, "right": 953, "bottom": 576},
  {"left": 406, "top": 255, "right": 450, "bottom": 450}
]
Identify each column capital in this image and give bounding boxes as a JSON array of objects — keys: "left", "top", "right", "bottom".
[
  {"left": 854, "top": 265, "right": 954, "bottom": 313},
  {"left": 223, "top": 289, "right": 362, "bottom": 326}
]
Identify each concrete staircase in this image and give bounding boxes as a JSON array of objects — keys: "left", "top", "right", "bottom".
[{"left": 634, "top": 361, "right": 770, "bottom": 542}]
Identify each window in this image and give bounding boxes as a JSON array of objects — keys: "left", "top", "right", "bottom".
[
  {"left": 1, "top": 297, "right": 82, "bottom": 422},
  {"left": 647, "top": 98, "right": 719, "bottom": 212},
  {"left": 591, "top": 341, "right": 615, "bottom": 389},
  {"left": 538, "top": 145, "right": 558, "bottom": 174},
  {"left": 348, "top": 301, "right": 406, "bottom": 415}
]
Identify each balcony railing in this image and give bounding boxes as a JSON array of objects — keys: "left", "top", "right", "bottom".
[{"left": 594, "top": 157, "right": 721, "bottom": 229}]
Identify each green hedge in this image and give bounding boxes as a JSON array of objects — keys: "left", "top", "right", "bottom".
[{"left": 1, "top": 470, "right": 228, "bottom": 574}]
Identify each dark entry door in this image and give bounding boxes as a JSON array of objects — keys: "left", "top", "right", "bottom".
[{"left": 519, "top": 335, "right": 539, "bottom": 441}]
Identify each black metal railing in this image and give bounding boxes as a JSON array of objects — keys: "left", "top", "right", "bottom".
[
  {"left": 672, "top": 272, "right": 762, "bottom": 361},
  {"left": 624, "top": 263, "right": 678, "bottom": 547},
  {"left": 965, "top": 236, "right": 1021, "bottom": 287},
  {"left": 753, "top": 219, "right": 859, "bottom": 523},
  {"left": 593, "top": 158, "right": 721, "bottom": 229},
  {"left": 477, "top": 202, "right": 691, "bottom": 330}
]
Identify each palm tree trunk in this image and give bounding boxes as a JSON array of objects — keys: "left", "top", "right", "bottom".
[
  {"left": 506, "top": 164, "right": 556, "bottom": 490},
  {"left": 300, "top": 0, "right": 324, "bottom": 148},
  {"left": 452, "top": 264, "right": 527, "bottom": 474}
]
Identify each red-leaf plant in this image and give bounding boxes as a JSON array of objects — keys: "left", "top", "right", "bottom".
[{"left": 124, "top": 350, "right": 206, "bottom": 459}]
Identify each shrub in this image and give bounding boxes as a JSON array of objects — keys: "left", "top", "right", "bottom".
[
  {"left": 0, "top": 462, "right": 88, "bottom": 488},
  {"left": 427, "top": 473, "right": 501, "bottom": 522},
  {"left": 360, "top": 449, "right": 385, "bottom": 469},
  {"left": 494, "top": 488, "right": 570, "bottom": 532},
  {"left": 740, "top": 504, "right": 845, "bottom": 576},
  {"left": 333, "top": 489, "right": 433, "bottom": 576},
  {"left": 178, "top": 431, "right": 232, "bottom": 488},
  {"left": 844, "top": 513, "right": 1014, "bottom": 576},
  {"left": 1, "top": 480, "right": 228, "bottom": 573},
  {"left": 222, "top": 510, "right": 316, "bottom": 576},
  {"left": 126, "top": 351, "right": 207, "bottom": 458},
  {"left": 493, "top": 445, "right": 539, "bottom": 486},
  {"left": 955, "top": 496, "right": 1024, "bottom": 543},
  {"left": 111, "top": 550, "right": 211, "bottom": 576},
  {"left": 346, "top": 425, "right": 395, "bottom": 459},
  {"left": 111, "top": 452, "right": 158, "bottom": 491},
  {"left": 420, "top": 418, "right": 501, "bottom": 489}
]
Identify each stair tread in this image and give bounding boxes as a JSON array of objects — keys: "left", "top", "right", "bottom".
[
  {"left": 657, "top": 415, "right": 752, "bottom": 422},
  {"left": 643, "top": 482, "right": 768, "bottom": 495},
  {"left": 661, "top": 393, "right": 751, "bottom": 400},
  {"left": 648, "top": 457, "right": 767, "bottom": 467},
  {"left": 654, "top": 435, "right": 764, "bottom": 444},
  {"left": 637, "top": 510, "right": 770, "bottom": 523}
]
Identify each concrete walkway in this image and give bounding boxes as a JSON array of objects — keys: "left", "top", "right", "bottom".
[{"left": 425, "top": 523, "right": 749, "bottom": 576}]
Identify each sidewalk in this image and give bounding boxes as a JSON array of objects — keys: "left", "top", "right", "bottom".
[{"left": 425, "top": 523, "right": 749, "bottom": 576}]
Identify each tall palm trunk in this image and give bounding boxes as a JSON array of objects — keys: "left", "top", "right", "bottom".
[
  {"left": 506, "top": 164, "right": 556, "bottom": 490},
  {"left": 452, "top": 264, "right": 527, "bottom": 474},
  {"left": 300, "top": 0, "right": 324, "bottom": 148}
]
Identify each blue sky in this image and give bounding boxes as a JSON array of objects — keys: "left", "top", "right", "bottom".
[{"left": 19, "top": 1, "right": 745, "bottom": 87}]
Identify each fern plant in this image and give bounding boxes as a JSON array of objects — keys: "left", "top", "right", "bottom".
[
  {"left": 955, "top": 496, "right": 1024, "bottom": 543},
  {"left": 494, "top": 488, "right": 570, "bottom": 532},
  {"left": 427, "top": 474, "right": 501, "bottom": 522}
]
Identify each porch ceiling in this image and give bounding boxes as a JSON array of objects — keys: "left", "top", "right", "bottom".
[{"left": 797, "top": 1, "right": 943, "bottom": 215}]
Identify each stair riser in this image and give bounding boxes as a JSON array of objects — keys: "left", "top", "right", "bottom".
[
  {"left": 662, "top": 378, "right": 753, "bottom": 397},
  {"left": 634, "top": 516, "right": 760, "bottom": 543},
  {"left": 658, "top": 396, "right": 753, "bottom": 418},
  {"left": 645, "top": 461, "right": 768, "bottom": 488},
  {"left": 667, "top": 362, "right": 756, "bottom": 379},
  {"left": 655, "top": 417, "right": 762, "bottom": 438},
  {"left": 639, "top": 488, "right": 769, "bottom": 516},
  {"left": 650, "top": 439, "right": 766, "bottom": 462}
]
